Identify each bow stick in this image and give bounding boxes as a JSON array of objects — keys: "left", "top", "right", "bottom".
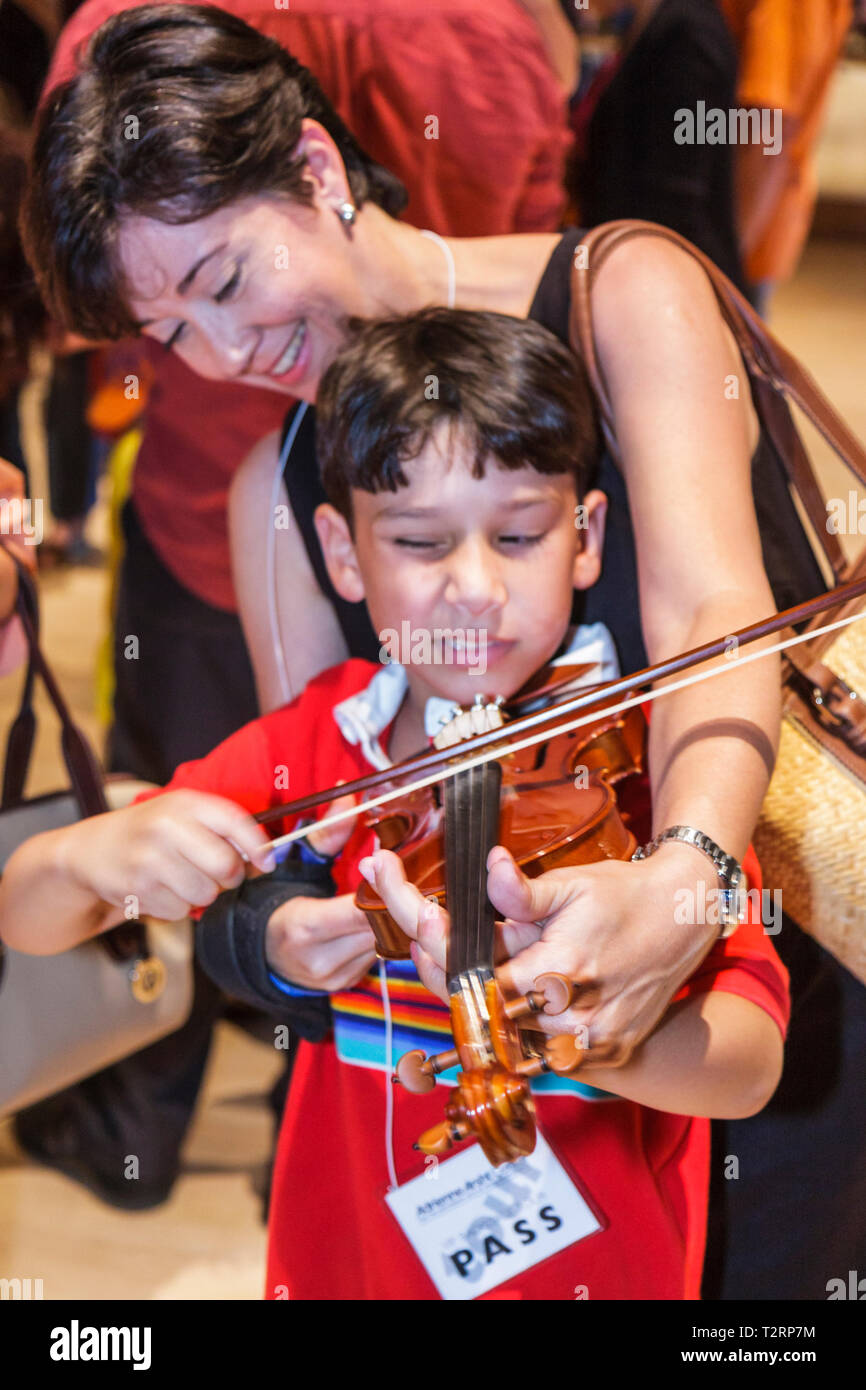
[{"left": 256, "top": 573, "right": 866, "bottom": 857}]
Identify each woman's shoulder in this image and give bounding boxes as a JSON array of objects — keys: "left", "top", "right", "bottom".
[{"left": 229, "top": 423, "right": 284, "bottom": 509}]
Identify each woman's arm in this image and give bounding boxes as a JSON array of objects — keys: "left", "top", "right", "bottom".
[
  {"left": 229, "top": 429, "right": 348, "bottom": 714},
  {"left": 593, "top": 234, "right": 779, "bottom": 861},
  {"left": 498, "top": 237, "right": 781, "bottom": 1062},
  {"left": 396, "top": 237, "right": 782, "bottom": 1066}
]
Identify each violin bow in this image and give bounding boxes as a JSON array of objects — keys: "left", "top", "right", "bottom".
[{"left": 256, "top": 572, "right": 866, "bottom": 858}]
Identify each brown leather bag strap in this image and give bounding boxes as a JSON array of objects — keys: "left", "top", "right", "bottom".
[
  {"left": 2, "top": 560, "right": 108, "bottom": 817},
  {"left": 569, "top": 220, "right": 866, "bottom": 581},
  {"left": 0, "top": 550, "right": 147, "bottom": 962}
]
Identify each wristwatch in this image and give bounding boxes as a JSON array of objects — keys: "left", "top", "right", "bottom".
[{"left": 631, "top": 825, "right": 746, "bottom": 938}]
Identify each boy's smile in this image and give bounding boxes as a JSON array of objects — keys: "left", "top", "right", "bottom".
[{"left": 316, "top": 424, "right": 606, "bottom": 742}]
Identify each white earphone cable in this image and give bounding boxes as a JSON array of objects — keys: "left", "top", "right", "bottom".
[
  {"left": 420, "top": 229, "right": 457, "bottom": 309},
  {"left": 266, "top": 402, "right": 310, "bottom": 707}
]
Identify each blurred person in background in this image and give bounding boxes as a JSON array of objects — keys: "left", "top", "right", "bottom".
[
  {"left": 0, "top": 138, "right": 44, "bottom": 673},
  {"left": 1, "top": 0, "right": 103, "bottom": 566},
  {"left": 0, "top": 144, "right": 40, "bottom": 483},
  {"left": 13, "top": 0, "right": 572, "bottom": 1214},
  {"left": 516, "top": 0, "right": 581, "bottom": 98},
  {"left": 718, "top": 0, "right": 854, "bottom": 314},
  {"left": 566, "top": 0, "right": 748, "bottom": 295}
]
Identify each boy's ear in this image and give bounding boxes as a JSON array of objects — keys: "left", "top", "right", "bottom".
[
  {"left": 314, "top": 503, "right": 365, "bottom": 603},
  {"left": 572, "top": 489, "right": 607, "bottom": 591}
]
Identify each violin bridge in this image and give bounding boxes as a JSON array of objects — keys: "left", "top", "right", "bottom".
[{"left": 433, "top": 694, "right": 506, "bottom": 750}]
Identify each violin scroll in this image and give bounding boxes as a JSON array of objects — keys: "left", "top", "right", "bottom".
[
  {"left": 394, "top": 969, "right": 585, "bottom": 1164},
  {"left": 414, "top": 1066, "right": 536, "bottom": 1166}
]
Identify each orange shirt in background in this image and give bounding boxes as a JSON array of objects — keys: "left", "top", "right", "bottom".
[{"left": 718, "top": 0, "right": 853, "bottom": 282}]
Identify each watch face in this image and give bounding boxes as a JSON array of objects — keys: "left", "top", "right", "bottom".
[{"left": 727, "top": 871, "right": 747, "bottom": 924}]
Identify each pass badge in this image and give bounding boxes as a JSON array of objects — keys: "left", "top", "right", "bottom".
[{"left": 385, "top": 1131, "right": 603, "bottom": 1301}]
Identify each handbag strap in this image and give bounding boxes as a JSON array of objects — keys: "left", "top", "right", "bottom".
[
  {"left": 0, "top": 549, "right": 147, "bottom": 962},
  {"left": 2, "top": 559, "right": 108, "bottom": 816},
  {"left": 569, "top": 220, "right": 866, "bottom": 583}
]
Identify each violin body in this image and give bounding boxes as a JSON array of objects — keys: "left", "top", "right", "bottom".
[{"left": 356, "top": 699, "right": 646, "bottom": 960}]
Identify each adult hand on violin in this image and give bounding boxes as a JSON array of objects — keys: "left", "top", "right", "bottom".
[{"left": 360, "top": 839, "right": 720, "bottom": 1067}]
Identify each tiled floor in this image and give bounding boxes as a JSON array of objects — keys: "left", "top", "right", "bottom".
[{"left": 0, "top": 224, "right": 863, "bottom": 1298}]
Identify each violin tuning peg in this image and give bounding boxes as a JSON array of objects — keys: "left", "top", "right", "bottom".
[
  {"left": 542, "top": 1034, "right": 584, "bottom": 1075},
  {"left": 393, "top": 1047, "right": 459, "bottom": 1094},
  {"left": 515, "top": 1035, "right": 585, "bottom": 1078},
  {"left": 532, "top": 972, "right": 574, "bottom": 1016},
  {"left": 414, "top": 1119, "right": 469, "bottom": 1156},
  {"left": 514, "top": 1055, "right": 547, "bottom": 1078},
  {"left": 504, "top": 972, "right": 573, "bottom": 1021}
]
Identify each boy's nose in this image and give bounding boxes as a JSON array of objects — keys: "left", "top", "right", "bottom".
[{"left": 443, "top": 543, "right": 507, "bottom": 617}]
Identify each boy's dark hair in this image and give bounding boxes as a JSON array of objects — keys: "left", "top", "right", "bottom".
[
  {"left": 316, "top": 308, "right": 602, "bottom": 522},
  {"left": 19, "top": 4, "right": 407, "bottom": 339}
]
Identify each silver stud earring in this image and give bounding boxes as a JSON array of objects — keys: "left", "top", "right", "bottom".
[{"left": 337, "top": 200, "right": 357, "bottom": 226}]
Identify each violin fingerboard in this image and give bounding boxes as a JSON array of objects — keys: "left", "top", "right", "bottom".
[{"left": 444, "top": 761, "right": 503, "bottom": 980}]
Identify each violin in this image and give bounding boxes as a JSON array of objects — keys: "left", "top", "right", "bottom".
[
  {"left": 354, "top": 685, "right": 646, "bottom": 1167},
  {"left": 254, "top": 574, "right": 866, "bottom": 1169}
]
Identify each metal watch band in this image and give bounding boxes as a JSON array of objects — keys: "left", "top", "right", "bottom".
[{"left": 632, "top": 825, "right": 745, "bottom": 938}]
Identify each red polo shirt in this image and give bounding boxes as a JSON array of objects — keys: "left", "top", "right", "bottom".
[{"left": 146, "top": 658, "right": 790, "bottom": 1300}]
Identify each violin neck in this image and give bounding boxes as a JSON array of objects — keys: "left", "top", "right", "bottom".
[{"left": 444, "top": 760, "right": 502, "bottom": 980}]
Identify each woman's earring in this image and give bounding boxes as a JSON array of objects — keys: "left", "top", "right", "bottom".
[{"left": 336, "top": 200, "right": 357, "bottom": 227}]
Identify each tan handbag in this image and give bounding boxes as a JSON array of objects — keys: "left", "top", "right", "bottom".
[
  {"left": 0, "top": 561, "right": 193, "bottom": 1116},
  {"left": 570, "top": 219, "right": 866, "bottom": 984}
]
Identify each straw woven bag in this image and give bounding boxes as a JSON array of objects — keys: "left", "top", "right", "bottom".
[
  {"left": 571, "top": 220, "right": 866, "bottom": 984},
  {"left": 751, "top": 557, "right": 866, "bottom": 984}
]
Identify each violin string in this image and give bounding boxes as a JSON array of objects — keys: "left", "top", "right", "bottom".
[{"left": 258, "top": 606, "right": 866, "bottom": 856}]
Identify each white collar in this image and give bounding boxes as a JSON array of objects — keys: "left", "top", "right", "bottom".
[{"left": 332, "top": 622, "right": 621, "bottom": 771}]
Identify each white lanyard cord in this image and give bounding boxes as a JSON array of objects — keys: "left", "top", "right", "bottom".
[{"left": 380, "top": 961, "right": 400, "bottom": 1192}]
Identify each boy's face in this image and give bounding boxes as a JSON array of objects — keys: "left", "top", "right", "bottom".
[{"left": 315, "top": 424, "right": 607, "bottom": 711}]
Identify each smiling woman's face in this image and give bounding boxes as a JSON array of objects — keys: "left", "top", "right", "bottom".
[{"left": 117, "top": 189, "right": 374, "bottom": 401}]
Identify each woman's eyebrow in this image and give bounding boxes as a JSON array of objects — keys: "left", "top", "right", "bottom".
[{"left": 134, "top": 242, "right": 229, "bottom": 329}]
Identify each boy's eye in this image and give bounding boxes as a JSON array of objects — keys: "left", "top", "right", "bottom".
[
  {"left": 499, "top": 532, "right": 545, "bottom": 547},
  {"left": 214, "top": 266, "right": 242, "bottom": 303},
  {"left": 393, "top": 537, "right": 441, "bottom": 550}
]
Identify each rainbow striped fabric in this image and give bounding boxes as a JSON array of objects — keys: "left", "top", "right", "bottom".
[{"left": 331, "top": 958, "right": 615, "bottom": 1100}]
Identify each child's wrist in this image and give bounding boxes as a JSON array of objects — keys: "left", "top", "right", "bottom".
[{"left": 51, "top": 818, "right": 103, "bottom": 899}]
